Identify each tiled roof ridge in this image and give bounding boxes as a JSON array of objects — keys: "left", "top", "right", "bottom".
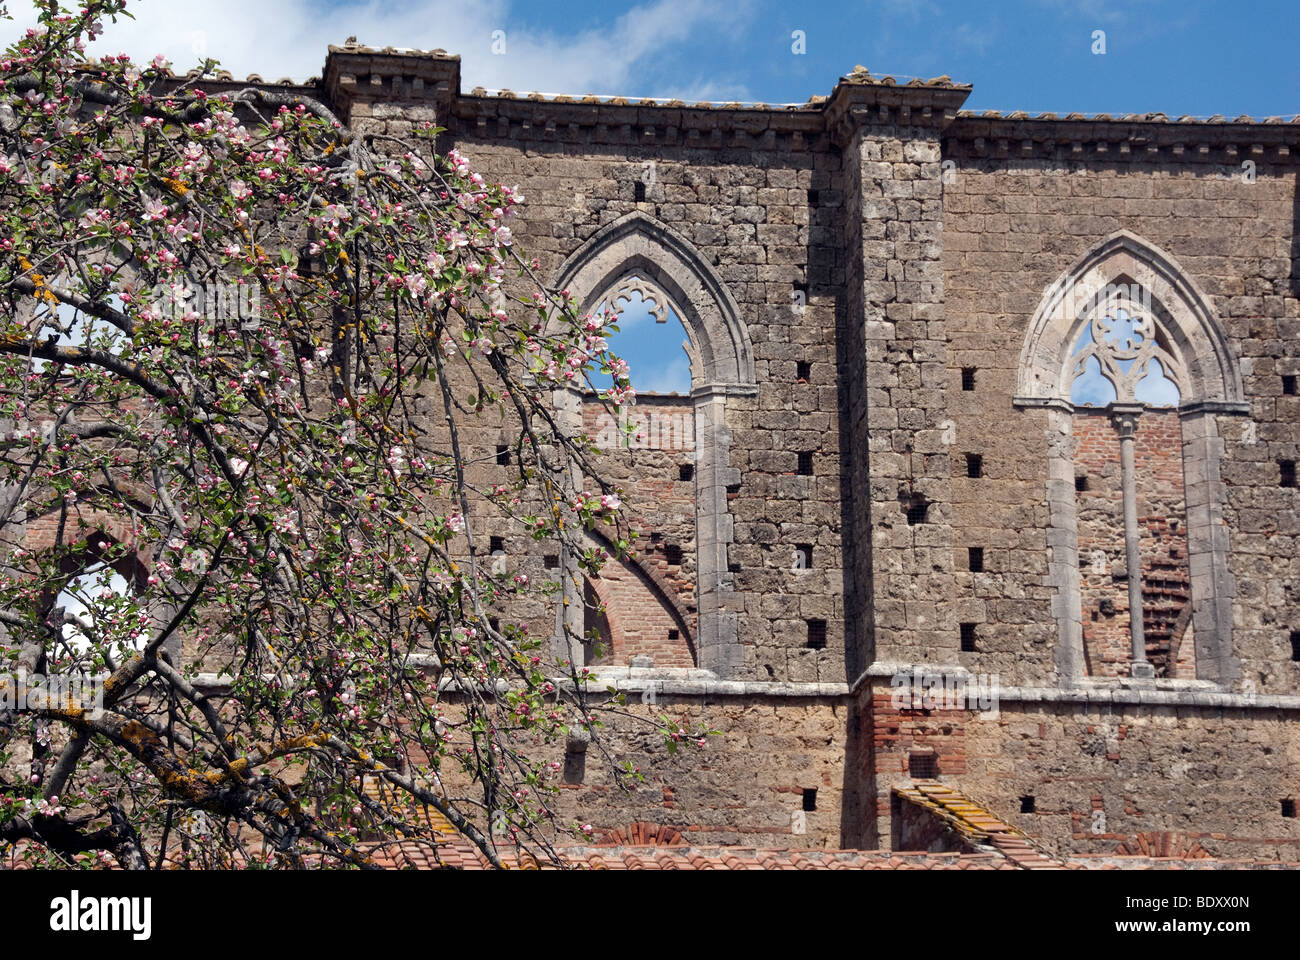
[{"left": 954, "top": 108, "right": 1300, "bottom": 125}]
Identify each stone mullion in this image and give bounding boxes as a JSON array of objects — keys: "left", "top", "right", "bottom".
[
  {"left": 552, "top": 385, "right": 586, "bottom": 669},
  {"left": 1110, "top": 404, "right": 1154, "bottom": 678}
]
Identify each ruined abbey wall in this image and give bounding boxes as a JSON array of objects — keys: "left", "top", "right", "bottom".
[
  {"left": 256, "top": 45, "right": 1300, "bottom": 857},
  {"left": 16, "top": 45, "right": 1293, "bottom": 859}
]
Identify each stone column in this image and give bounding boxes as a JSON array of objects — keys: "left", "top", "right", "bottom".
[
  {"left": 1110, "top": 403, "right": 1153, "bottom": 679},
  {"left": 553, "top": 385, "right": 586, "bottom": 668},
  {"left": 1180, "top": 406, "right": 1240, "bottom": 686},
  {"left": 692, "top": 388, "right": 742, "bottom": 677}
]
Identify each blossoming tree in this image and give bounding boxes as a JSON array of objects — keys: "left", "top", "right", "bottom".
[{"left": 0, "top": 0, "right": 696, "bottom": 869}]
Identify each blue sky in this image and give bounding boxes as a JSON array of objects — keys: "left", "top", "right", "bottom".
[
  {"left": 4, "top": 1, "right": 1294, "bottom": 115},
  {"left": 493, "top": 0, "right": 1300, "bottom": 117},
  {"left": 587, "top": 292, "right": 693, "bottom": 395},
  {"left": 5, "top": 0, "right": 1294, "bottom": 393}
]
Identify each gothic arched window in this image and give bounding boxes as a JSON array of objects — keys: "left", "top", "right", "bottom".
[
  {"left": 1015, "top": 231, "right": 1247, "bottom": 687},
  {"left": 550, "top": 212, "right": 756, "bottom": 677}
]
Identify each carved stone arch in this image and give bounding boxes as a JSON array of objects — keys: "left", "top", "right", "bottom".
[
  {"left": 1015, "top": 231, "right": 1245, "bottom": 688},
  {"left": 549, "top": 211, "right": 752, "bottom": 677},
  {"left": 1016, "top": 230, "right": 1245, "bottom": 409},
  {"left": 554, "top": 211, "right": 756, "bottom": 393}
]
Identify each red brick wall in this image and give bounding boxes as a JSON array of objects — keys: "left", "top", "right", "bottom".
[
  {"left": 585, "top": 555, "right": 693, "bottom": 667},
  {"left": 857, "top": 685, "right": 969, "bottom": 846},
  {"left": 581, "top": 394, "right": 698, "bottom": 666},
  {"left": 1073, "top": 410, "right": 1193, "bottom": 678}
]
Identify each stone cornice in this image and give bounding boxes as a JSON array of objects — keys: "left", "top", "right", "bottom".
[
  {"left": 313, "top": 46, "right": 975, "bottom": 148},
  {"left": 174, "top": 44, "right": 1294, "bottom": 163},
  {"left": 449, "top": 93, "right": 828, "bottom": 150},
  {"left": 823, "top": 70, "right": 973, "bottom": 144},
  {"left": 946, "top": 112, "right": 1299, "bottom": 163}
]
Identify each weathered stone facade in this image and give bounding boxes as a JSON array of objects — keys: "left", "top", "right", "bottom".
[{"left": 57, "top": 46, "right": 1300, "bottom": 858}]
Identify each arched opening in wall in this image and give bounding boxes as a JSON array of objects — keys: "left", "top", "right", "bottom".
[
  {"left": 1068, "top": 289, "right": 1192, "bottom": 678},
  {"left": 582, "top": 276, "right": 699, "bottom": 669},
  {"left": 555, "top": 212, "right": 757, "bottom": 677},
  {"left": 582, "top": 577, "right": 612, "bottom": 667},
  {"left": 1016, "top": 231, "right": 1247, "bottom": 686},
  {"left": 26, "top": 280, "right": 132, "bottom": 373},
  {"left": 46, "top": 534, "right": 149, "bottom": 670}
]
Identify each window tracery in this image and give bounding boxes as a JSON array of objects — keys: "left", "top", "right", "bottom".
[{"left": 1068, "top": 297, "right": 1183, "bottom": 408}]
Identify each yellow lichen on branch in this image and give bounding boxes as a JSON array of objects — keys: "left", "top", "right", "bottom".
[{"left": 17, "top": 255, "right": 58, "bottom": 304}]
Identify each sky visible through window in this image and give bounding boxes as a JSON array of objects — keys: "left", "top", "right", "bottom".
[
  {"left": 1070, "top": 309, "right": 1181, "bottom": 407},
  {"left": 588, "top": 288, "right": 692, "bottom": 395},
  {"left": 31, "top": 290, "right": 129, "bottom": 371},
  {"left": 57, "top": 563, "right": 130, "bottom": 653}
]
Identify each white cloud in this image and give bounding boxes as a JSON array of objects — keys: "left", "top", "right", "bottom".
[{"left": 0, "top": 0, "right": 754, "bottom": 98}]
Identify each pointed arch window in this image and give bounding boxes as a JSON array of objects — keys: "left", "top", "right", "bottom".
[
  {"left": 1015, "top": 231, "right": 1248, "bottom": 688},
  {"left": 589, "top": 274, "right": 693, "bottom": 396},
  {"left": 550, "top": 212, "right": 756, "bottom": 678}
]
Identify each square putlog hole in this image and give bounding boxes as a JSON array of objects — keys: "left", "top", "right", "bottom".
[
  {"left": 903, "top": 497, "right": 929, "bottom": 525},
  {"left": 1281, "top": 460, "right": 1297, "bottom": 488},
  {"left": 806, "top": 619, "right": 827, "bottom": 649},
  {"left": 908, "top": 751, "right": 938, "bottom": 779}
]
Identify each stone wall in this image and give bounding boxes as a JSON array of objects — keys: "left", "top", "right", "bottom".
[
  {"left": 433, "top": 90, "right": 852, "bottom": 683},
  {"left": 434, "top": 689, "right": 851, "bottom": 849},
  {"left": 961, "top": 697, "right": 1300, "bottom": 860},
  {"left": 941, "top": 122, "right": 1299, "bottom": 694},
  {"left": 295, "top": 49, "right": 1300, "bottom": 853},
  {"left": 10, "top": 46, "right": 1295, "bottom": 858}
]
